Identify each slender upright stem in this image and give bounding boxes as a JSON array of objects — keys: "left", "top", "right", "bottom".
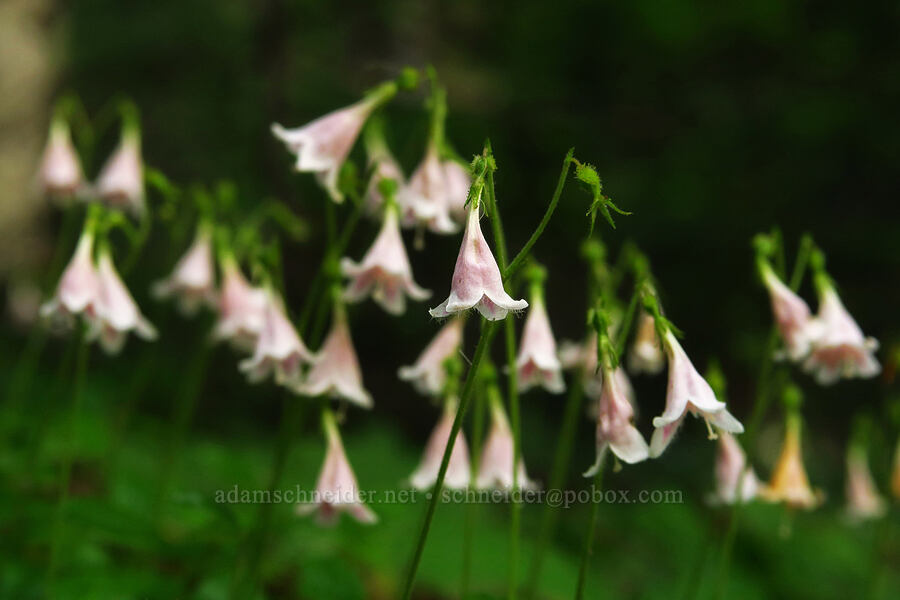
[
  {"left": 462, "top": 384, "right": 488, "bottom": 599},
  {"left": 46, "top": 327, "right": 90, "bottom": 585},
  {"left": 402, "top": 321, "right": 498, "bottom": 600},
  {"left": 574, "top": 458, "right": 606, "bottom": 600},
  {"left": 503, "top": 149, "right": 574, "bottom": 281}
]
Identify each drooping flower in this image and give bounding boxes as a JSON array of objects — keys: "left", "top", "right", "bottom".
[
  {"left": 649, "top": 329, "right": 744, "bottom": 457},
  {"left": 297, "top": 411, "right": 377, "bottom": 525},
  {"left": 212, "top": 255, "right": 267, "bottom": 352},
  {"left": 627, "top": 311, "right": 664, "bottom": 375},
  {"left": 152, "top": 225, "right": 216, "bottom": 314},
  {"left": 844, "top": 445, "right": 886, "bottom": 522},
  {"left": 399, "top": 146, "right": 459, "bottom": 234},
  {"left": 476, "top": 396, "right": 536, "bottom": 490},
  {"left": 341, "top": 202, "right": 431, "bottom": 315},
  {"left": 293, "top": 303, "right": 372, "bottom": 408},
  {"left": 514, "top": 289, "right": 564, "bottom": 394},
  {"left": 239, "top": 288, "right": 314, "bottom": 385},
  {"left": 410, "top": 398, "right": 471, "bottom": 490},
  {"left": 37, "top": 119, "right": 83, "bottom": 199},
  {"left": 759, "top": 262, "right": 821, "bottom": 362},
  {"left": 94, "top": 130, "right": 145, "bottom": 217},
  {"left": 398, "top": 317, "right": 464, "bottom": 396},
  {"left": 559, "top": 332, "right": 605, "bottom": 399},
  {"left": 442, "top": 159, "right": 472, "bottom": 224},
  {"left": 90, "top": 247, "right": 157, "bottom": 354},
  {"left": 40, "top": 229, "right": 100, "bottom": 324},
  {"left": 759, "top": 410, "right": 823, "bottom": 510},
  {"left": 584, "top": 362, "right": 649, "bottom": 476},
  {"left": 271, "top": 88, "right": 390, "bottom": 202},
  {"left": 707, "top": 432, "right": 760, "bottom": 505},
  {"left": 362, "top": 118, "right": 404, "bottom": 216},
  {"left": 803, "top": 282, "right": 879, "bottom": 385},
  {"left": 429, "top": 202, "right": 528, "bottom": 321}
]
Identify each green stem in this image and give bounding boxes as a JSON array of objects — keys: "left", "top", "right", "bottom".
[
  {"left": 462, "top": 384, "right": 488, "bottom": 599},
  {"left": 402, "top": 321, "right": 499, "bottom": 600},
  {"left": 46, "top": 327, "right": 90, "bottom": 585},
  {"left": 574, "top": 458, "right": 606, "bottom": 600},
  {"left": 503, "top": 149, "right": 574, "bottom": 281},
  {"left": 525, "top": 374, "right": 585, "bottom": 596}
]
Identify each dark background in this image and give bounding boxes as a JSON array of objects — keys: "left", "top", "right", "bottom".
[{"left": 2, "top": 0, "right": 899, "bottom": 598}]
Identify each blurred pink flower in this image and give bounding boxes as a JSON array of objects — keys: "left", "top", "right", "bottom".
[
  {"left": 271, "top": 97, "right": 377, "bottom": 203},
  {"left": 760, "top": 265, "right": 821, "bottom": 362},
  {"left": 627, "top": 312, "right": 664, "bottom": 375},
  {"left": 398, "top": 317, "right": 464, "bottom": 396},
  {"left": 40, "top": 229, "right": 100, "bottom": 323},
  {"left": 845, "top": 446, "right": 886, "bottom": 522},
  {"left": 341, "top": 203, "right": 430, "bottom": 315},
  {"left": 37, "top": 121, "right": 83, "bottom": 199},
  {"left": 803, "top": 285, "right": 879, "bottom": 385},
  {"left": 297, "top": 414, "right": 377, "bottom": 525},
  {"left": 399, "top": 146, "right": 459, "bottom": 234},
  {"left": 212, "top": 256, "right": 266, "bottom": 352},
  {"left": 585, "top": 363, "right": 649, "bottom": 476},
  {"left": 152, "top": 225, "right": 216, "bottom": 314},
  {"left": 650, "top": 330, "right": 743, "bottom": 457},
  {"left": 239, "top": 288, "right": 313, "bottom": 385},
  {"left": 514, "top": 294, "right": 564, "bottom": 394},
  {"left": 707, "top": 432, "right": 759, "bottom": 505},
  {"left": 410, "top": 398, "right": 471, "bottom": 490},
  {"left": 90, "top": 248, "right": 157, "bottom": 354},
  {"left": 294, "top": 306, "right": 372, "bottom": 408},
  {"left": 476, "top": 398, "right": 536, "bottom": 490},
  {"left": 429, "top": 203, "right": 527, "bottom": 321},
  {"left": 94, "top": 131, "right": 144, "bottom": 217}
]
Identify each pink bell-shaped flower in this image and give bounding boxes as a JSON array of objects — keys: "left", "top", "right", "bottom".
[
  {"left": 398, "top": 317, "right": 464, "bottom": 396},
  {"left": 410, "top": 398, "right": 471, "bottom": 490},
  {"left": 152, "top": 225, "right": 216, "bottom": 314},
  {"left": 759, "top": 262, "right": 821, "bottom": 362},
  {"left": 650, "top": 329, "right": 744, "bottom": 457},
  {"left": 90, "top": 247, "right": 157, "bottom": 354},
  {"left": 707, "top": 432, "right": 760, "bottom": 505},
  {"left": 803, "top": 282, "right": 879, "bottom": 384},
  {"left": 40, "top": 229, "right": 100, "bottom": 323},
  {"left": 584, "top": 362, "right": 649, "bottom": 476},
  {"left": 442, "top": 159, "right": 471, "bottom": 224},
  {"left": 476, "top": 396, "right": 536, "bottom": 490},
  {"left": 399, "top": 146, "right": 459, "bottom": 234},
  {"left": 341, "top": 202, "right": 431, "bottom": 315},
  {"left": 844, "top": 445, "right": 886, "bottom": 522},
  {"left": 272, "top": 91, "right": 386, "bottom": 203},
  {"left": 212, "top": 255, "right": 267, "bottom": 352},
  {"left": 514, "top": 289, "right": 564, "bottom": 394},
  {"left": 429, "top": 201, "right": 528, "bottom": 321},
  {"left": 759, "top": 409, "right": 824, "bottom": 510},
  {"left": 37, "top": 120, "right": 83, "bottom": 199},
  {"left": 293, "top": 303, "right": 372, "bottom": 408},
  {"left": 297, "top": 410, "right": 377, "bottom": 525},
  {"left": 627, "top": 312, "right": 664, "bottom": 375},
  {"left": 558, "top": 332, "right": 605, "bottom": 399},
  {"left": 239, "top": 288, "right": 314, "bottom": 385},
  {"left": 94, "top": 130, "right": 145, "bottom": 217}
]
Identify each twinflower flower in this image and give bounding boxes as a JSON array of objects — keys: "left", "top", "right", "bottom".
[
  {"left": 707, "top": 432, "right": 760, "bottom": 505},
  {"left": 627, "top": 312, "right": 664, "bottom": 375},
  {"left": 90, "top": 246, "right": 157, "bottom": 354},
  {"left": 514, "top": 274, "right": 564, "bottom": 394},
  {"left": 476, "top": 393, "right": 536, "bottom": 490},
  {"left": 844, "top": 444, "right": 887, "bottom": 522},
  {"left": 239, "top": 287, "right": 314, "bottom": 385},
  {"left": 95, "top": 128, "right": 145, "bottom": 217},
  {"left": 429, "top": 199, "right": 527, "bottom": 321},
  {"left": 398, "top": 317, "right": 464, "bottom": 396},
  {"left": 410, "top": 398, "right": 471, "bottom": 490},
  {"left": 212, "top": 255, "right": 267, "bottom": 352},
  {"left": 40, "top": 228, "right": 100, "bottom": 324},
  {"left": 152, "top": 224, "right": 216, "bottom": 314},
  {"left": 37, "top": 119, "right": 83, "bottom": 199},
  {"left": 759, "top": 396, "right": 823, "bottom": 510},
  {"left": 399, "top": 146, "right": 460, "bottom": 234},
  {"left": 758, "top": 260, "right": 820, "bottom": 362}
]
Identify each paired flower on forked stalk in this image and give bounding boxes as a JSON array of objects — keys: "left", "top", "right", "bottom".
[
  {"left": 513, "top": 266, "right": 565, "bottom": 394},
  {"left": 239, "top": 286, "right": 314, "bottom": 386},
  {"left": 212, "top": 253, "right": 267, "bottom": 352},
  {"left": 707, "top": 432, "right": 760, "bottom": 505},
  {"left": 759, "top": 389, "right": 824, "bottom": 510},
  {"left": 802, "top": 251, "right": 879, "bottom": 384},
  {"left": 90, "top": 244, "right": 157, "bottom": 354},
  {"left": 628, "top": 311, "right": 664, "bottom": 375},
  {"left": 94, "top": 123, "right": 145, "bottom": 217},
  {"left": 398, "top": 317, "right": 464, "bottom": 396},
  {"left": 756, "top": 251, "right": 821, "bottom": 362},
  {"left": 477, "top": 391, "right": 537, "bottom": 490},
  {"left": 429, "top": 193, "right": 528, "bottom": 321},
  {"left": 293, "top": 296, "right": 372, "bottom": 408},
  {"left": 341, "top": 190, "right": 431, "bottom": 315},
  {"left": 410, "top": 396, "right": 471, "bottom": 490},
  {"left": 642, "top": 294, "right": 744, "bottom": 458},
  {"left": 152, "top": 223, "right": 216, "bottom": 314},
  {"left": 37, "top": 117, "right": 84, "bottom": 200},
  {"left": 297, "top": 408, "right": 377, "bottom": 525},
  {"left": 41, "top": 227, "right": 100, "bottom": 325},
  {"left": 271, "top": 80, "right": 399, "bottom": 203}
]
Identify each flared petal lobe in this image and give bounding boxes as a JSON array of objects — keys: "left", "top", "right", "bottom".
[
  {"left": 398, "top": 317, "right": 464, "bottom": 396},
  {"left": 429, "top": 205, "right": 527, "bottom": 321}
]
